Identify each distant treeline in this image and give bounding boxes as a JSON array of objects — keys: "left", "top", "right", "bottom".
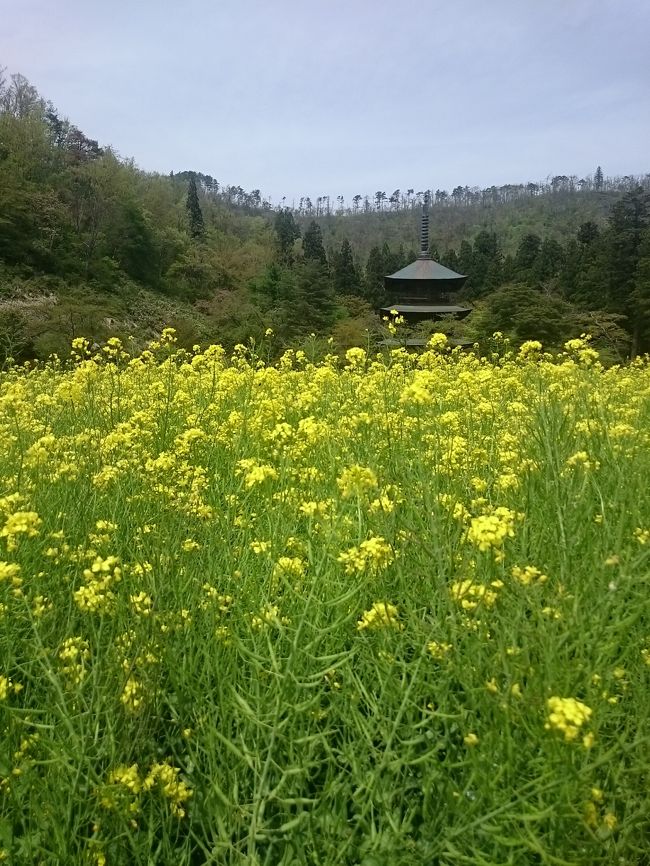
[{"left": 175, "top": 168, "right": 650, "bottom": 218}]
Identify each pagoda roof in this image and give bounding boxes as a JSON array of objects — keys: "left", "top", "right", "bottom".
[
  {"left": 381, "top": 304, "right": 471, "bottom": 315},
  {"left": 385, "top": 256, "right": 466, "bottom": 282}
]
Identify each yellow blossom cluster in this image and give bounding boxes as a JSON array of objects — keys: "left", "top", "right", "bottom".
[
  {"left": 338, "top": 536, "right": 394, "bottom": 575},
  {"left": 74, "top": 555, "right": 122, "bottom": 613},
  {"left": 427, "top": 640, "right": 453, "bottom": 660},
  {"left": 337, "top": 465, "right": 378, "bottom": 499},
  {"left": 545, "top": 696, "right": 593, "bottom": 745},
  {"left": 1, "top": 511, "right": 42, "bottom": 551},
  {"left": 466, "top": 507, "right": 519, "bottom": 553},
  {"left": 58, "top": 636, "right": 91, "bottom": 685},
  {"left": 103, "top": 760, "right": 192, "bottom": 818},
  {"left": 357, "top": 601, "right": 402, "bottom": 631},
  {"left": 450, "top": 578, "right": 503, "bottom": 610},
  {"left": 511, "top": 565, "right": 548, "bottom": 586},
  {"left": 0, "top": 675, "right": 23, "bottom": 701}
]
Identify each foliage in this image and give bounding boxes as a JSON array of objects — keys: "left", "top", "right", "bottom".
[{"left": 185, "top": 173, "right": 205, "bottom": 239}]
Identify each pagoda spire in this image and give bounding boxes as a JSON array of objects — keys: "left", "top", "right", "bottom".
[{"left": 418, "top": 192, "right": 431, "bottom": 259}]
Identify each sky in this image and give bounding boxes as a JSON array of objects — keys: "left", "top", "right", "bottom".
[{"left": 2, "top": 0, "right": 649, "bottom": 203}]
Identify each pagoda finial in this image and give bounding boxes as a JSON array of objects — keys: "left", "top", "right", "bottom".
[{"left": 419, "top": 191, "right": 431, "bottom": 259}]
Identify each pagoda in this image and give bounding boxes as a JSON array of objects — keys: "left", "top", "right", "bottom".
[{"left": 381, "top": 198, "right": 471, "bottom": 327}]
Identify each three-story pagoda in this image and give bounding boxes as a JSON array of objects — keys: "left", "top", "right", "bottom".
[{"left": 381, "top": 199, "right": 471, "bottom": 328}]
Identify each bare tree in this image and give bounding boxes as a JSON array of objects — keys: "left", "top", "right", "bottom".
[{"left": 0, "top": 72, "right": 43, "bottom": 117}]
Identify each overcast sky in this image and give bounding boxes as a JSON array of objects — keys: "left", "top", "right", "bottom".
[{"left": 2, "top": 0, "right": 649, "bottom": 203}]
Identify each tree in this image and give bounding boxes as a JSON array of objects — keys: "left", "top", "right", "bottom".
[
  {"left": 532, "top": 238, "right": 565, "bottom": 284},
  {"left": 606, "top": 190, "right": 650, "bottom": 355},
  {"left": 332, "top": 238, "right": 360, "bottom": 295},
  {"left": 631, "top": 228, "right": 650, "bottom": 355},
  {"left": 302, "top": 220, "right": 327, "bottom": 266},
  {"left": 186, "top": 174, "right": 205, "bottom": 239},
  {"left": 273, "top": 209, "right": 301, "bottom": 264},
  {"left": 286, "top": 261, "right": 336, "bottom": 334},
  {"left": 577, "top": 221, "right": 600, "bottom": 246},
  {"left": 595, "top": 165, "right": 604, "bottom": 191},
  {"left": 471, "top": 283, "right": 573, "bottom": 347},
  {"left": 458, "top": 240, "right": 474, "bottom": 279},
  {"left": 515, "top": 233, "right": 542, "bottom": 278},
  {"left": 363, "top": 246, "right": 387, "bottom": 307},
  {"left": 0, "top": 73, "right": 42, "bottom": 118}
]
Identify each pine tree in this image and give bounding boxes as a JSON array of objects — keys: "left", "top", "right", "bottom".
[
  {"left": 186, "top": 174, "right": 205, "bottom": 239},
  {"left": 363, "top": 246, "right": 387, "bottom": 307},
  {"left": 302, "top": 220, "right": 328, "bottom": 266},
  {"left": 606, "top": 188, "right": 650, "bottom": 354},
  {"left": 595, "top": 165, "right": 604, "bottom": 191},
  {"left": 274, "top": 209, "right": 301, "bottom": 265},
  {"left": 577, "top": 221, "right": 600, "bottom": 246},
  {"left": 632, "top": 228, "right": 650, "bottom": 355},
  {"left": 332, "top": 238, "right": 360, "bottom": 295},
  {"left": 515, "top": 233, "right": 542, "bottom": 279},
  {"left": 288, "top": 261, "right": 337, "bottom": 333},
  {"left": 533, "top": 238, "right": 565, "bottom": 284}
]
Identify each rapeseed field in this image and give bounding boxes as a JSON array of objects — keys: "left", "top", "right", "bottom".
[{"left": 0, "top": 330, "right": 649, "bottom": 865}]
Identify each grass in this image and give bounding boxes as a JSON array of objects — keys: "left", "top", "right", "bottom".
[{"left": 0, "top": 331, "right": 649, "bottom": 865}]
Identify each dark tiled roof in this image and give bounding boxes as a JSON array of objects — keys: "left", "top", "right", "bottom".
[{"left": 385, "top": 257, "right": 466, "bottom": 282}]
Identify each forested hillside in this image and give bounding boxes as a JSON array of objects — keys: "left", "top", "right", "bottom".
[{"left": 1, "top": 66, "right": 650, "bottom": 360}]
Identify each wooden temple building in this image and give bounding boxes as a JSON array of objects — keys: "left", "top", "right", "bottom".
[{"left": 381, "top": 199, "right": 472, "bottom": 344}]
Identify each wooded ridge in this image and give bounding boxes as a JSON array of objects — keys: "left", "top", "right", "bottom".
[{"left": 1, "top": 66, "right": 649, "bottom": 360}]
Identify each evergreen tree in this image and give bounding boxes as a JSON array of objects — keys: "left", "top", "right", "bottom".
[
  {"left": 502, "top": 253, "right": 516, "bottom": 284},
  {"left": 332, "top": 238, "right": 360, "bottom": 295},
  {"left": 606, "top": 188, "right": 650, "bottom": 354},
  {"left": 288, "top": 261, "right": 337, "bottom": 333},
  {"left": 186, "top": 173, "right": 205, "bottom": 239},
  {"left": 515, "top": 233, "right": 542, "bottom": 279},
  {"left": 632, "top": 228, "right": 650, "bottom": 355},
  {"left": 577, "top": 221, "right": 600, "bottom": 246},
  {"left": 458, "top": 240, "right": 474, "bottom": 277},
  {"left": 381, "top": 242, "right": 402, "bottom": 275},
  {"left": 441, "top": 248, "right": 460, "bottom": 272},
  {"left": 274, "top": 209, "right": 301, "bottom": 265},
  {"left": 533, "top": 238, "right": 565, "bottom": 284},
  {"left": 470, "top": 230, "right": 502, "bottom": 296},
  {"left": 302, "top": 220, "right": 328, "bottom": 266},
  {"left": 595, "top": 165, "right": 604, "bottom": 191},
  {"left": 363, "top": 246, "right": 387, "bottom": 307}
]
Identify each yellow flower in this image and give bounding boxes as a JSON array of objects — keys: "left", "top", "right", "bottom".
[
  {"left": 511, "top": 565, "right": 548, "bottom": 586},
  {"left": 545, "top": 696, "right": 592, "bottom": 742},
  {"left": 108, "top": 764, "right": 142, "bottom": 794},
  {"left": 121, "top": 677, "right": 144, "bottom": 712},
  {"left": 467, "top": 507, "right": 518, "bottom": 552},
  {"left": 450, "top": 579, "right": 500, "bottom": 610},
  {"left": 337, "top": 465, "right": 378, "bottom": 499},
  {"left": 143, "top": 762, "right": 192, "bottom": 818},
  {"left": 357, "top": 601, "right": 401, "bottom": 632},
  {"left": 1, "top": 511, "right": 42, "bottom": 551},
  {"left": 427, "top": 640, "right": 452, "bottom": 660},
  {"left": 463, "top": 733, "right": 479, "bottom": 747},
  {"left": 602, "top": 811, "right": 617, "bottom": 831},
  {"left": 338, "top": 537, "right": 394, "bottom": 575}
]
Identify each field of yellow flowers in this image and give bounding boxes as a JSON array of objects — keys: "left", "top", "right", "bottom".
[{"left": 1, "top": 330, "right": 649, "bottom": 865}]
